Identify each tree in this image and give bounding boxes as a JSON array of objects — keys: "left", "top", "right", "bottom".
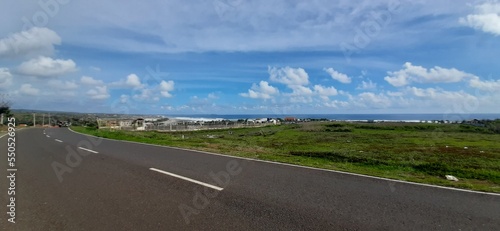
[{"left": 0, "top": 94, "right": 12, "bottom": 125}]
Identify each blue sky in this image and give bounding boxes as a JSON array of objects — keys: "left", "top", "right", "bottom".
[{"left": 1, "top": 0, "right": 499, "bottom": 115}]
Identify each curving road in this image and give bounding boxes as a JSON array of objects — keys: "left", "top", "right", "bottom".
[{"left": 1, "top": 128, "right": 499, "bottom": 230}]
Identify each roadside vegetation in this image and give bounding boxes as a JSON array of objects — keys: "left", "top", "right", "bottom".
[{"left": 72, "top": 121, "right": 500, "bottom": 193}]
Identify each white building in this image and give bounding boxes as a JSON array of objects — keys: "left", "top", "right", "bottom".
[
  {"left": 119, "top": 120, "right": 133, "bottom": 128},
  {"left": 134, "top": 118, "right": 146, "bottom": 130}
]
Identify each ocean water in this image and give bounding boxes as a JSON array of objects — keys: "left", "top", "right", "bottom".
[{"left": 168, "top": 114, "right": 500, "bottom": 122}]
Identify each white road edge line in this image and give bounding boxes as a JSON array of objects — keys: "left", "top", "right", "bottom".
[
  {"left": 68, "top": 128, "right": 499, "bottom": 196},
  {"left": 0, "top": 128, "right": 27, "bottom": 139},
  {"left": 150, "top": 168, "right": 223, "bottom": 191},
  {"left": 46, "top": 135, "right": 50, "bottom": 138},
  {"left": 78, "top": 147, "right": 99, "bottom": 154},
  {"left": 55, "top": 139, "right": 63, "bottom": 143}
]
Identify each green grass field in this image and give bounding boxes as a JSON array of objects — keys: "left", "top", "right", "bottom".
[{"left": 72, "top": 122, "right": 500, "bottom": 193}]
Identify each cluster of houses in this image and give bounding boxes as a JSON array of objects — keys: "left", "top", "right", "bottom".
[
  {"left": 96, "top": 116, "right": 483, "bottom": 131},
  {"left": 420, "top": 120, "right": 457, "bottom": 124},
  {"left": 97, "top": 117, "right": 283, "bottom": 131},
  {"left": 98, "top": 118, "right": 165, "bottom": 130},
  {"left": 243, "top": 118, "right": 280, "bottom": 124}
]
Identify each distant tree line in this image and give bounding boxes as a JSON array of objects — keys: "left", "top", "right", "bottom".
[
  {"left": 460, "top": 119, "right": 500, "bottom": 134},
  {"left": 5, "top": 108, "right": 99, "bottom": 128}
]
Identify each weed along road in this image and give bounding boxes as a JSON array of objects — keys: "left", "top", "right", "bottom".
[{"left": 1, "top": 128, "right": 499, "bottom": 230}]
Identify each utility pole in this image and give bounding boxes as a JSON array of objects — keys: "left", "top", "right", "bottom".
[
  {"left": 33, "top": 113, "right": 36, "bottom": 127},
  {"left": 43, "top": 114, "right": 45, "bottom": 126},
  {"left": 48, "top": 113, "right": 51, "bottom": 127}
]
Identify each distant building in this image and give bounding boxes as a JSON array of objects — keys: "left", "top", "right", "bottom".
[
  {"left": 119, "top": 120, "right": 133, "bottom": 128},
  {"left": 133, "top": 118, "right": 146, "bottom": 130},
  {"left": 157, "top": 121, "right": 176, "bottom": 126},
  {"left": 145, "top": 122, "right": 155, "bottom": 129},
  {"left": 144, "top": 118, "right": 159, "bottom": 123},
  {"left": 98, "top": 119, "right": 120, "bottom": 129},
  {"left": 256, "top": 118, "right": 268, "bottom": 123}
]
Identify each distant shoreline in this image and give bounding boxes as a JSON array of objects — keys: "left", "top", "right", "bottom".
[{"left": 167, "top": 114, "right": 500, "bottom": 122}]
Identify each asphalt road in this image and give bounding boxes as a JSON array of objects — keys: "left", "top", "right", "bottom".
[{"left": 1, "top": 127, "right": 499, "bottom": 230}]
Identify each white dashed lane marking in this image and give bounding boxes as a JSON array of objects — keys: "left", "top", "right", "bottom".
[
  {"left": 150, "top": 168, "right": 223, "bottom": 191},
  {"left": 78, "top": 147, "right": 99, "bottom": 154}
]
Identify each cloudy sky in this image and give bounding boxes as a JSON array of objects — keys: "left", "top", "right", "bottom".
[{"left": 1, "top": 0, "right": 499, "bottom": 115}]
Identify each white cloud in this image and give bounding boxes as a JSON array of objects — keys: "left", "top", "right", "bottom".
[
  {"left": 0, "top": 1, "right": 478, "bottom": 56},
  {"left": 17, "top": 56, "right": 77, "bottom": 77},
  {"left": 407, "top": 87, "right": 437, "bottom": 98},
  {"left": 469, "top": 77, "right": 500, "bottom": 92},
  {"left": 324, "top": 100, "right": 350, "bottom": 108},
  {"left": 405, "top": 86, "right": 477, "bottom": 103},
  {"left": 321, "top": 85, "right": 493, "bottom": 113},
  {"left": 161, "top": 105, "right": 174, "bottom": 111},
  {"left": 288, "top": 85, "right": 313, "bottom": 96},
  {"left": 357, "top": 79, "right": 377, "bottom": 90},
  {"left": 0, "top": 27, "right": 61, "bottom": 58},
  {"left": 269, "top": 66, "right": 309, "bottom": 86},
  {"left": 384, "top": 72, "right": 410, "bottom": 87},
  {"left": 87, "top": 86, "right": 110, "bottom": 100},
  {"left": 23, "top": 1, "right": 367, "bottom": 53},
  {"left": 314, "top": 85, "right": 338, "bottom": 96},
  {"left": 133, "top": 88, "right": 159, "bottom": 101},
  {"left": 0, "top": 68, "right": 12, "bottom": 88},
  {"left": 289, "top": 96, "right": 313, "bottom": 103},
  {"left": 159, "top": 80, "right": 175, "bottom": 98},
  {"left": 109, "top": 73, "right": 145, "bottom": 89},
  {"left": 81, "top": 76, "right": 104, "bottom": 86},
  {"left": 109, "top": 76, "right": 174, "bottom": 100},
  {"left": 240, "top": 81, "right": 279, "bottom": 99},
  {"left": 404, "top": 87, "right": 479, "bottom": 111},
  {"left": 120, "top": 94, "right": 129, "bottom": 103},
  {"left": 314, "top": 85, "right": 338, "bottom": 101},
  {"left": 207, "top": 93, "right": 219, "bottom": 99},
  {"left": 460, "top": 1, "right": 500, "bottom": 36},
  {"left": 19, "top": 84, "right": 40, "bottom": 96},
  {"left": 126, "top": 74, "right": 143, "bottom": 88},
  {"left": 357, "top": 92, "right": 391, "bottom": 108},
  {"left": 47, "top": 80, "right": 78, "bottom": 90},
  {"left": 90, "top": 66, "right": 101, "bottom": 72},
  {"left": 287, "top": 85, "right": 313, "bottom": 104},
  {"left": 387, "top": 91, "right": 404, "bottom": 97},
  {"left": 385, "top": 62, "right": 475, "bottom": 87},
  {"left": 324, "top": 68, "right": 352, "bottom": 84}
]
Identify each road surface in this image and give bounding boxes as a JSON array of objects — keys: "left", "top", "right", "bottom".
[{"left": 1, "top": 128, "right": 499, "bottom": 230}]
